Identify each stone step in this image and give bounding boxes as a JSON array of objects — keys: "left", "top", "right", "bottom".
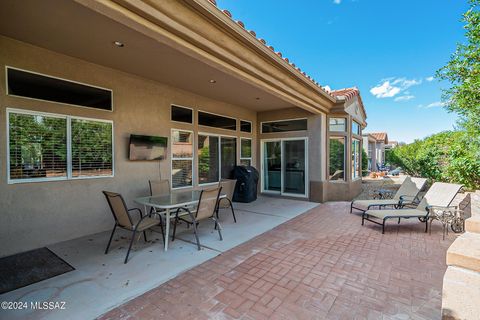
[
  {"left": 466, "top": 216, "right": 480, "bottom": 234},
  {"left": 447, "top": 232, "right": 480, "bottom": 273}
]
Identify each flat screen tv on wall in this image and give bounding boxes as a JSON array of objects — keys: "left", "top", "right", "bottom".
[{"left": 129, "top": 134, "right": 168, "bottom": 160}]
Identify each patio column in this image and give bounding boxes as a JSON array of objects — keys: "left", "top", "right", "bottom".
[{"left": 442, "top": 190, "right": 480, "bottom": 319}]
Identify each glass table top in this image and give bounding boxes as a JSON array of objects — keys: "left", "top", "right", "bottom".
[{"left": 135, "top": 190, "right": 224, "bottom": 209}]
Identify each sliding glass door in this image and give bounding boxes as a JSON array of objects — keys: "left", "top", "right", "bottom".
[{"left": 261, "top": 138, "right": 308, "bottom": 197}]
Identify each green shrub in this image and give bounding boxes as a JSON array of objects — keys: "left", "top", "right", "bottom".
[{"left": 389, "top": 131, "right": 480, "bottom": 190}]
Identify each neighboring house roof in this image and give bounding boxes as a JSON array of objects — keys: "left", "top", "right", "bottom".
[{"left": 368, "top": 132, "right": 389, "bottom": 144}]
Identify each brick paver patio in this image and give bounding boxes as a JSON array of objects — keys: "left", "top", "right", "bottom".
[{"left": 99, "top": 202, "right": 456, "bottom": 320}]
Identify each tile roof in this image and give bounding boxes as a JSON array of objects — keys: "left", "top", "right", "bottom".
[
  {"left": 369, "top": 132, "right": 389, "bottom": 143},
  {"left": 330, "top": 87, "right": 361, "bottom": 101},
  {"left": 206, "top": 0, "right": 334, "bottom": 98}
]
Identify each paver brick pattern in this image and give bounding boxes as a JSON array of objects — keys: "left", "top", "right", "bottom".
[{"left": 99, "top": 202, "right": 455, "bottom": 320}]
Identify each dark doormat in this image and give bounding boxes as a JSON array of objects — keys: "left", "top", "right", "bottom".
[{"left": 0, "top": 247, "right": 74, "bottom": 294}]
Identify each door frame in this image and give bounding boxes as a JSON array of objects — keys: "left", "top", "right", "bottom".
[{"left": 260, "top": 137, "right": 309, "bottom": 198}]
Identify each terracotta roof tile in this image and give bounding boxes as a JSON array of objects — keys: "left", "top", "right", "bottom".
[{"left": 369, "top": 132, "right": 388, "bottom": 142}]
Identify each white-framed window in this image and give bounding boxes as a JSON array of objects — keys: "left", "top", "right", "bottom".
[
  {"left": 352, "top": 138, "right": 361, "bottom": 179},
  {"left": 240, "top": 138, "right": 252, "bottom": 166},
  {"left": 198, "top": 133, "right": 237, "bottom": 185},
  {"left": 7, "top": 108, "right": 113, "bottom": 183},
  {"left": 171, "top": 129, "right": 194, "bottom": 189}
]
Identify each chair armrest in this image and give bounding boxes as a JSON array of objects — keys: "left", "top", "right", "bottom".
[{"left": 128, "top": 208, "right": 143, "bottom": 219}]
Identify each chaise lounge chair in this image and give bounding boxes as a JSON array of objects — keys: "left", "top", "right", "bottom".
[
  {"left": 351, "top": 176, "right": 427, "bottom": 213},
  {"left": 362, "top": 182, "right": 463, "bottom": 234}
]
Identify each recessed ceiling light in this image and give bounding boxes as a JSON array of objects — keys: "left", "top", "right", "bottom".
[
  {"left": 209, "top": 79, "right": 216, "bottom": 83},
  {"left": 113, "top": 41, "right": 124, "bottom": 47}
]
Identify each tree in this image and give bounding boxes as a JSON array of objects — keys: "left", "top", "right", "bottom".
[{"left": 436, "top": 0, "right": 480, "bottom": 136}]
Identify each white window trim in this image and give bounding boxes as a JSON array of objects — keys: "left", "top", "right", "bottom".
[
  {"left": 240, "top": 119, "right": 252, "bottom": 133},
  {"left": 171, "top": 128, "right": 194, "bottom": 190},
  {"left": 197, "top": 110, "right": 237, "bottom": 132},
  {"left": 6, "top": 108, "right": 114, "bottom": 184},
  {"left": 170, "top": 104, "right": 194, "bottom": 125},
  {"left": 197, "top": 132, "right": 237, "bottom": 185},
  {"left": 240, "top": 137, "right": 252, "bottom": 166},
  {"left": 260, "top": 117, "right": 308, "bottom": 134},
  {"left": 5, "top": 66, "right": 113, "bottom": 112}
]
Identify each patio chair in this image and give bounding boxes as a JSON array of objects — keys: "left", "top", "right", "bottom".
[
  {"left": 351, "top": 176, "right": 427, "bottom": 213},
  {"left": 361, "top": 182, "right": 463, "bottom": 234},
  {"left": 171, "top": 187, "right": 223, "bottom": 250},
  {"left": 103, "top": 191, "right": 164, "bottom": 264},
  {"left": 217, "top": 179, "right": 237, "bottom": 223},
  {"left": 149, "top": 179, "right": 170, "bottom": 196}
]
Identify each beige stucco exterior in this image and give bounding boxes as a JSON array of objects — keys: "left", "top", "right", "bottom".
[
  {"left": 0, "top": 35, "right": 259, "bottom": 257},
  {"left": 0, "top": 0, "right": 368, "bottom": 257}
]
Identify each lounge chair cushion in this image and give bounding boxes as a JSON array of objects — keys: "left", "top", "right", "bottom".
[
  {"left": 365, "top": 208, "right": 427, "bottom": 220},
  {"left": 353, "top": 199, "right": 400, "bottom": 210}
]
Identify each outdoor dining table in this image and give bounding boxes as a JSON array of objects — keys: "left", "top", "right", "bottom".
[{"left": 135, "top": 190, "right": 226, "bottom": 251}]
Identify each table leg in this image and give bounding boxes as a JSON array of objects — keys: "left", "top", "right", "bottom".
[{"left": 164, "top": 208, "right": 170, "bottom": 251}]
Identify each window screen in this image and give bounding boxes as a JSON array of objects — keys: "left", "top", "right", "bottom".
[
  {"left": 8, "top": 112, "right": 67, "bottom": 181},
  {"left": 198, "top": 112, "right": 236, "bottom": 131},
  {"left": 71, "top": 119, "right": 113, "bottom": 177},
  {"left": 7, "top": 68, "right": 112, "bottom": 111},
  {"left": 8, "top": 110, "right": 113, "bottom": 182},
  {"left": 171, "top": 130, "right": 193, "bottom": 188},
  {"left": 261, "top": 119, "right": 307, "bottom": 133}
]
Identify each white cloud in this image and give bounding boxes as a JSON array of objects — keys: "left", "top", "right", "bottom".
[
  {"left": 333, "top": 0, "right": 341, "bottom": 4},
  {"left": 417, "top": 101, "right": 446, "bottom": 108},
  {"left": 370, "top": 77, "right": 422, "bottom": 98},
  {"left": 394, "top": 95, "right": 415, "bottom": 102},
  {"left": 324, "top": 85, "right": 332, "bottom": 92},
  {"left": 425, "top": 101, "right": 445, "bottom": 108},
  {"left": 426, "top": 76, "right": 435, "bottom": 82}
]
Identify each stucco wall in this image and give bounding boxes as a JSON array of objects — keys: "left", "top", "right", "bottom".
[{"left": 0, "top": 36, "right": 256, "bottom": 257}]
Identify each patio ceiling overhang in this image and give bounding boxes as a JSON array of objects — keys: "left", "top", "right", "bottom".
[{"left": 0, "top": 0, "right": 335, "bottom": 114}]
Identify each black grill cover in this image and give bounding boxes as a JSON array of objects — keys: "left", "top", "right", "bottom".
[{"left": 232, "top": 166, "right": 259, "bottom": 203}]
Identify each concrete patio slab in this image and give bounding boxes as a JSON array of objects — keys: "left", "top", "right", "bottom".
[{"left": 0, "top": 196, "right": 316, "bottom": 320}]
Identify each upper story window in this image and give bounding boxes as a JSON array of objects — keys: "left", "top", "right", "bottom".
[
  {"left": 7, "top": 67, "right": 112, "bottom": 111},
  {"left": 329, "top": 118, "right": 346, "bottom": 132},
  {"left": 198, "top": 111, "right": 236, "bottom": 131},
  {"left": 240, "top": 120, "right": 252, "bottom": 133},
  {"left": 7, "top": 109, "right": 113, "bottom": 183},
  {"left": 352, "top": 121, "right": 361, "bottom": 135},
  {"left": 171, "top": 105, "right": 193, "bottom": 124},
  {"left": 261, "top": 119, "right": 307, "bottom": 133}
]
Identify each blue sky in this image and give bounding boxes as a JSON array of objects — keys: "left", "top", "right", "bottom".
[{"left": 216, "top": 0, "right": 469, "bottom": 143}]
